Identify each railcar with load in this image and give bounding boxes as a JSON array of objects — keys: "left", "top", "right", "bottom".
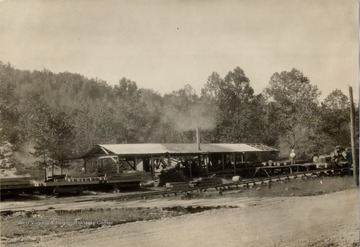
[{"left": 0, "top": 172, "right": 146, "bottom": 198}]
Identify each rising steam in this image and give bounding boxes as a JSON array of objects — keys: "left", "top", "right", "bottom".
[{"left": 162, "top": 102, "right": 218, "bottom": 132}]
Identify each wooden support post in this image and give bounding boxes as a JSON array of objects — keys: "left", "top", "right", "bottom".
[
  {"left": 189, "top": 161, "right": 192, "bottom": 178},
  {"left": 44, "top": 154, "right": 47, "bottom": 181},
  {"left": 204, "top": 155, "right": 208, "bottom": 174},
  {"left": 233, "top": 153, "right": 236, "bottom": 175},
  {"left": 150, "top": 156, "right": 154, "bottom": 176},
  {"left": 222, "top": 154, "right": 225, "bottom": 177},
  {"left": 101, "top": 158, "right": 104, "bottom": 173},
  {"left": 349, "top": 86, "right": 358, "bottom": 186},
  {"left": 241, "top": 153, "right": 245, "bottom": 168},
  {"left": 134, "top": 156, "right": 138, "bottom": 171},
  {"left": 198, "top": 154, "right": 201, "bottom": 172},
  {"left": 206, "top": 155, "right": 209, "bottom": 174},
  {"left": 116, "top": 159, "right": 120, "bottom": 174},
  {"left": 167, "top": 155, "right": 171, "bottom": 167}
]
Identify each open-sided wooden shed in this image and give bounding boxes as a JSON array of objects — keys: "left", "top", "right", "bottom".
[{"left": 82, "top": 143, "right": 278, "bottom": 178}]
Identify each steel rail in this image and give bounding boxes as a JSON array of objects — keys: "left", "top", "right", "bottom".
[{"left": 86, "top": 168, "right": 349, "bottom": 202}]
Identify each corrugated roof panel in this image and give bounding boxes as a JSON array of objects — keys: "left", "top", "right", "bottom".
[
  {"left": 207, "top": 143, "right": 263, "bottom": 152},
  {"left": 97, "top": 143, "right": 277, "bottom": 156},
  {"left": 100, "top": 144, "right": 171, "bottom": 155}
]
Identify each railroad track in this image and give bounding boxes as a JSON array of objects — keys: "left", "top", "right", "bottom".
[
  {"left": 0, "top": 168, "right": 349, "bottom": 215},
  {"left": 80, "top": 168, "right": 350, "bottom": 202}
]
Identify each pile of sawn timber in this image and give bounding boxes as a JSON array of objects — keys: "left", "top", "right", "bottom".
[
  {"left": 166, "top": 177, "right": 223, "bottom": 191},
  {"left": 106, "top": 171, "right": 148, "bottom": 182},
  {"left": 189, "top": 177, "right": 223, "bottom": 187},
  {"left": 0, "top": 177, "right": 33, "bottom": 190}
]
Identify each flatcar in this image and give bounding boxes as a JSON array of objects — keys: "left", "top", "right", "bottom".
[{"left": 0, "top": 172, "right": 145, "bottom": 198}]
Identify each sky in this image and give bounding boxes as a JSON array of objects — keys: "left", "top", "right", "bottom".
[{"left": 0, "top": 0, "right": 358, "bottom": 100}]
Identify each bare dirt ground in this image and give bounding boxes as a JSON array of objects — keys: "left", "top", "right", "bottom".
[{"left": 2, "top": 188, "right": 358, "bottom": 247}]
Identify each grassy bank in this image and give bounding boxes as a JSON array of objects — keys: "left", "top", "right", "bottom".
[
  {"left": 178, "top": 176, "right": 357, "bottom": 199},
  {"left": 1, "top": 207, "right": 183, "bottom": 240},
  {"left": 234, "top": 175, "right": 357, "bottom": 198}
]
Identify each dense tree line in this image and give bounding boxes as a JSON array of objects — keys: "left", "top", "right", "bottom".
[{"left": 0, "top": 62, "right": 357, "bottom": 171}]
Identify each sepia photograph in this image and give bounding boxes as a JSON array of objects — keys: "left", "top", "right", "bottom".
[{"left": 0, "top": 0, "right": 358, "bottom": 246}]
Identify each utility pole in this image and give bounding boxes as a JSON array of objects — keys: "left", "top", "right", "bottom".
[{"left": 349, "top": 86, "right": 358, "bottom": 186}]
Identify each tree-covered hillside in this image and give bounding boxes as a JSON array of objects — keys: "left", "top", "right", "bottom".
[{"left": 0, "top": 61, "right": 356, "bottom": 172}]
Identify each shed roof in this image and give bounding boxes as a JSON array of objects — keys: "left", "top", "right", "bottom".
[{"left": 84, "top": 143, "right": 277, "bottom": 158}]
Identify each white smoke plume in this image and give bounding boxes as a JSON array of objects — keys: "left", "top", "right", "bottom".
[{"left": 162, "top": 102, "right": 218, "bottom": 132}]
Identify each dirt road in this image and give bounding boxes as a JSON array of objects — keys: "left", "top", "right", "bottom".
[{"left": 9, "top": 189, "right": 358, "bottom": 247}]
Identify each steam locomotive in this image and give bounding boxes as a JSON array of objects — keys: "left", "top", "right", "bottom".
[{"left": 315, "top": 146, "right": 353, "bottom": 169}]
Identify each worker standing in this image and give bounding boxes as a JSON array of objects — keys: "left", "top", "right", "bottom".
[{"left": 290, "top": 149, "right": 296, "bottom": 165}]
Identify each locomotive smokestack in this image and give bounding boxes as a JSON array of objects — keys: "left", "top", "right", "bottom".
[{"left": 196, "top": 127, "right": 201, "bottom": 151}]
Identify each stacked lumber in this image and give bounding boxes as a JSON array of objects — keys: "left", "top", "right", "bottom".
[
  {"left": 158, "top": 168, "right": 186, "bottom": 186},
  {"left": 70, "top": 173, "right": 101, "bottom": 178},
  {"left": 0, "top": 177, "right": 33, "bottom": 189},
  {"left": 189, "top": 177, "right": 223, "bottom": 188},
  {"left": 165, "top": 182, "right": 190, "bottom": 190},
  {"left": 106, "top": 171, "right": 145, "bottom": 182}
]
